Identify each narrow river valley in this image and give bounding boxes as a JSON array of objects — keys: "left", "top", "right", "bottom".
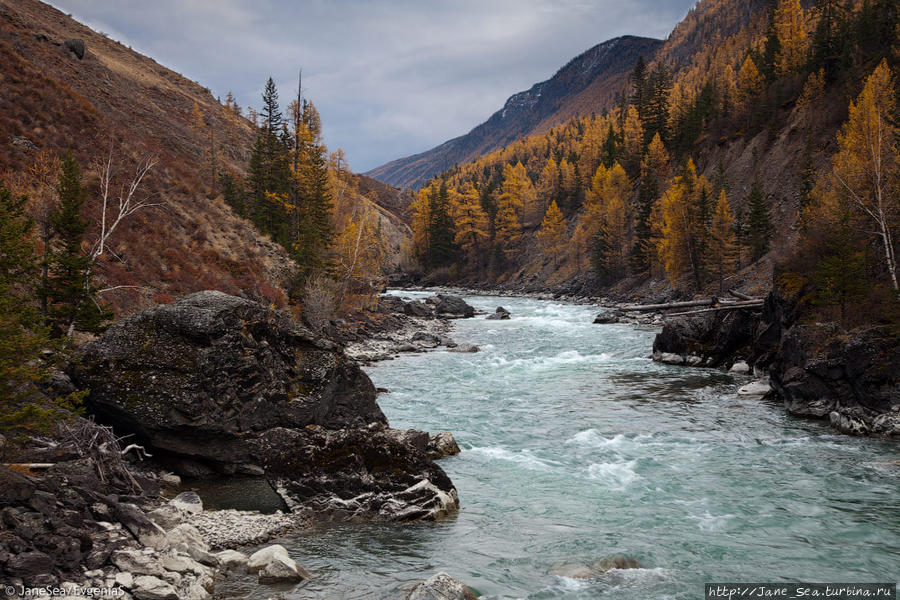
[{"left": 239, "top": 292, "right": 899, "bottom": 599}]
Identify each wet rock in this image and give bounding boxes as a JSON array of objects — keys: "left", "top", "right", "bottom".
[
  {"left": 257, "top": 550, "right": 309, "bottom": 584},
  {"left": 254, "top": 427, "right": 458, "bottom": 521},
  {"left": 170, "top": 492, "right": 202, "bottom": 514},
  {"left": 427, "top": 432, "right": 461, "bottom": 460},
  {"left": 434, "top": 295, "right": 475, "bottom": 319},
  {"left": 593, "top": 310, "right": 623, "bottom": 324},
  {"left": 737, "top": 379, "right": 771, "bottom": 397},
  {"left": 69, "top": 291, "right": 386, "bottom": 474},
  {"left": 214, "top": 549, "right": 247, "bottom": 571},
  {"left": 486, "top": 307, "right": 510, "bottom": 320},
  {"left": 406, "top": 572, "right": 477, "bottom": 600},
  {"left": 448, "top": 344, "right": 479, "bottom": 353},
  {"left": 654, "top": 352, "right": 684, "bottom": 365},
  {"left": 729, "top": 361, "right": 750, "bottom": 374},
  {"left": 412, "top": 332, "right": 441, "bottom": 348},
  {"left": 829, "top": 411, "right": 869, "bottom": 436},
  {"left": 550, "top": 555, "right": 642, "bottom": 579},
  {"left": 64, "top": 38, "right": 85, "bottom": 59},
  {"left": 653, "top": 309, "right": 758, "bottom": 368}
]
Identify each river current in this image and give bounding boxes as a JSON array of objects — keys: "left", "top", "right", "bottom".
[{"left": 240, "top": 292, "right": 899, "bottom": 599}]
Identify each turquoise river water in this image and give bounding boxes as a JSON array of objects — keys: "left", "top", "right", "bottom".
[{"left": 236, "top": 292, "right": 899, "bottom": 599}]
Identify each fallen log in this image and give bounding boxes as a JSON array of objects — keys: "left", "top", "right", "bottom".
[
  {"left": 3, "top": 463, "right": 55, "bottom": 469},
  {"left": 618, "top": 297, "right": 719, "bottom": 312},
  {"left": 728, "top": 289, "right": 759, "bottom": 301},
  {"left": 666, "top": 301, "right": 765, "bottom": 317}
]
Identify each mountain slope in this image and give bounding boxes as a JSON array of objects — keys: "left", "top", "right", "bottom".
[{"left": 366, "top": 35, "right": 663, "bottom": 190}]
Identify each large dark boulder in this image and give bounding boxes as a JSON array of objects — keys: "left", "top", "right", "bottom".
[
  {"left": 653, "top": 309, "right": 758, "bottom": 368},
  {"left": 68, "top": 292, "right": 458, "bottom": 520},
  {"left": 254, "top": 427, "right": 458, "bottom": 521},
  {"left": 770, "top": 324, "right": 899, "bottom": 435},
  {"left": 69, "top": 291, "right": 386, "bottom": 472},
  {"left": 434, "top": 295, "right": 475, "bottom": 319}
]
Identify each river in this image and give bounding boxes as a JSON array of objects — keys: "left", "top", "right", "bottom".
[{"left": 238, "top": 292, "right": 900, "bottom": 599}]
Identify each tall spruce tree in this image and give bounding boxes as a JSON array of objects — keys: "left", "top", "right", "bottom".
[
  {"left": 248, "top": 78, "right": 291, "bottom": 237},
  {"left": 747, "top": 182, "right": 773, "bottom": 261},
  {"left": 0, "top": 181, "right": 53, "bottom": 430},
  {"left": 426, "top": 181, "right": 458, "bottom": 269},
  {"left": 46, "top": 154, "right": 110, "bottom": 336}
]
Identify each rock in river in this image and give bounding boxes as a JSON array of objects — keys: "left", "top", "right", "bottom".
[
  {"left": 68, "top": 291, "right": 459, "bottom": 521},
  {"left": 69, "top": 291, "right": 386, "bottom": 473}
]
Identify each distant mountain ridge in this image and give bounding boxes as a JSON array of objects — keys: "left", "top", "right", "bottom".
[{"left": 366, "top": 35, "right": 664, "bottom": 189}]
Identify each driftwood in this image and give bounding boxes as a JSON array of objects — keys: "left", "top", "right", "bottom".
[
  {"left": 666, "top": 301, "right": 765, "bottom": 317},
  {"left": 2, "top": 463, "right": 55, "bottom": 469},
  {"left": 619, "top": 292, "right": 764, "bottom": 313},
  {"left": 727, "top": 289, "right": 757, "bottom": 301},
  {"left": 618, "top": 298, "right": 719, "bottom": 312}
]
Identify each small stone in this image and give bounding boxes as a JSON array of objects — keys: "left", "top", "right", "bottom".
[
  {"left": 729, "top": 361, "right": 750, "bottom": 374},
  {"left": 169, "top": 492, "right": 202, "bottom": 514},
  {"left": 738, "top": 379, "right": 771, "bottom": 396},
  {"left": 131, "top": 575, "right": 178, "bottom": 600}
]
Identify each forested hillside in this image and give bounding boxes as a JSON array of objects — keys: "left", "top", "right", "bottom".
[
  {"left": 366, "top": 36, "right": 664, "bottom": 189},
  {"left": 408, "top": 0, "right": 899, "bottom": 326}
]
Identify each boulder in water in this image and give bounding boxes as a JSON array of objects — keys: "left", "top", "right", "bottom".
[
  {"left": 253, "top": 427, "right": 459, "bottom": 521},
  {"left": 550, "top": 555, "right": 642, "bottom": 579},
  {"left": 427, "top": 432, "right": 461, "bottom": 459},
  {"left": 448, "top": 344, "right": 479, "bottom": 353},
  {"left": 406, "top": 572, "right": 477, "bottom": 600},
  {"left": 434, "top": 295, "right": 475, "bottom": 319},
  {"left": 485, "top": 307, "right": 510, "bottom": 320}
]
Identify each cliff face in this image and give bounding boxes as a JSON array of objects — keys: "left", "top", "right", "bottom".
[{"left": 366, "top": 36, "right": 663, "bottom": 190}]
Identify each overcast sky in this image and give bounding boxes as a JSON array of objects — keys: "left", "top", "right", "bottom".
[{"left": 48, "top": 0, "right": 695, "bottom": 172}]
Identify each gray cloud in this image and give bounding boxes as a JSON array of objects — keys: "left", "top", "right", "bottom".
[{"left": 48, "top": 0, "right": 695, "bottom": 172}]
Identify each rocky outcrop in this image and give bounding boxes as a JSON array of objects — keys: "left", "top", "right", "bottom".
[
  {"left": 255, "top": 426, "right": 458, "bottom": 521},
  {"left": 652, "top": 287, "right": 899, "bottom": 437},
  {"left": 69, "top": 291, "right": 386, "bottom": 474},
  {"left": 770, "top": 324, "right": 899, "bottom": 436},
  {"left": 652, "top": 309, "right": 758, "bottom": 368},
  {"left": 69, "top": 291, "right": 460, "bottom": 519}
]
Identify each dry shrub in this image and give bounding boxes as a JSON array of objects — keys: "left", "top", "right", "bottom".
[{"left": 301, "top": 275, "right": 338, "bottom": 333}]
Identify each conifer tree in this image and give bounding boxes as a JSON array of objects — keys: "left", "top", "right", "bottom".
[
  {"left": 46, "top": 154, "right": 110, "bottom": 336},
  {"left": 631, "top": 133, "right": 669, "bottom": 273},
  {"left": 426, "top": 181, "right": 457, "bottom": 269},
  {"left": 813, "top": 60, "right": 899, "bottom": 290},
  {"left": 774, "top": 0, "right": 810, "bottom": 76},
  {"left": 656, "top": 159, "right": 713, "bottom": 289},
  {"left": 707, "top": 189, "right": 738, "bottom": 294},
  {"left": 746, "top": 182, "right": 772, "bottom": 262},
  {"left": 0, "top": 181, "right": 50, "bottom": 425},
  {"left": 537, "top": 200, "right": 567, "bottom": 256},
  {"left": 450, "top": 184, "right": 489, "bottom": 266}
]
